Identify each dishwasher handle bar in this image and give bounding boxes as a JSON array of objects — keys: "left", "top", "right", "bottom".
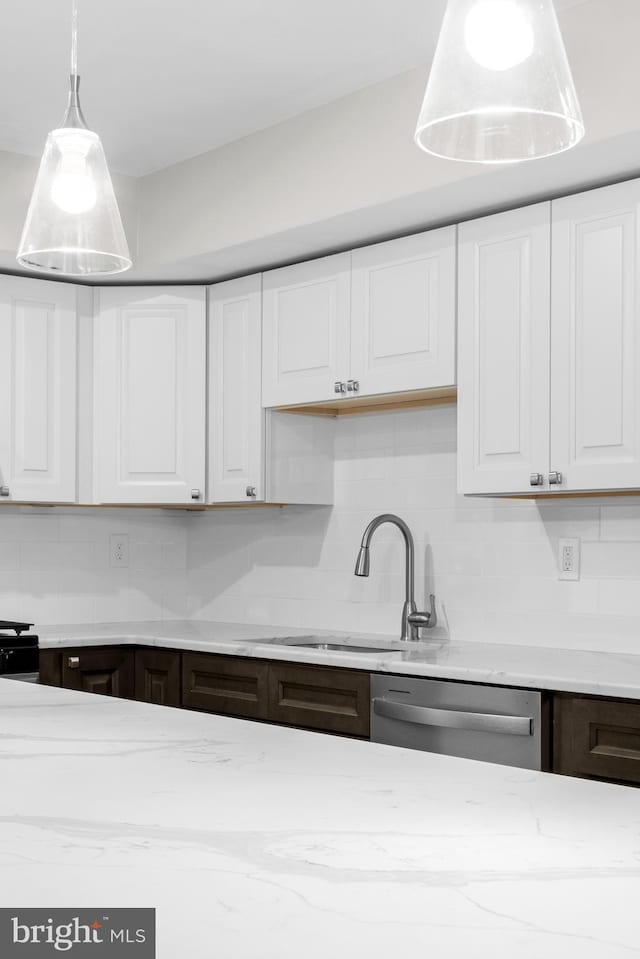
[{"left": 372, "top": 698, "right": 533, "bottom": 737}]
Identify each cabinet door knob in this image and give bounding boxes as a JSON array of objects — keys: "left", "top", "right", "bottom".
[
  {"left": 246, "top": 486, "right": 257, "bottom": 498},
  {"left": 191, "top": 489, "right": 201, "bottom": 500},
  {"left": 529, "top": 473, "right": 544, "bottom": 487},
  {"left": 334, "top": 381, "right": 346, "bottom": 395},
  {"left": 0, "top": 486, "right": 9, "bottom": 497},
  {"left": 67, "top": 656, "right": 80, "bottom": 669},
  {"left": 548, "top": 471, "right": 563, "bottom": 486},
  {"left": 346, "top": 379, "right": 360, "bottom": 393}
]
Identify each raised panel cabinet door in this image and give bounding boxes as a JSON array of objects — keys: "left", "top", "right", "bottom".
[
  {"left": 61, "top": 647, "right": 135, "bottom": 699},
  {"left": 182, "top": 652, "right": 269, "bottom": 719},
  {"left": 261, "top": 253, "right": 351, "bottom": 407},
  {"left": 0, "top": 276, "right": 77, "bottom": 502},
  {"left": 267, "top": 662, "right": 370, "bottom": 737},
  {"left": 350, "top": 228, "right": 456, "bottom": 397},
  {"left": 551, "top": 180, "right": 640, "bottom": 491},
  {"left": 94, "top": 287, "right": 206, "bottom": 504},
  {"left": 457, "top": 203, "right": 551, "bottom": 495},
  {"left": 554, "top": 693, "right": 640, "bottom": 786},
  {"left": 135, "top": 649, "right": 181, "bottom": 707},
  {"left": 208, "top": 275, "right": 265, "bottom": 503}
]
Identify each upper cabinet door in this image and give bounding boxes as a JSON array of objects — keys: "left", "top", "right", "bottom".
[
  {"left": 261, "top": 253, "right": 351, "bottom": 406},
  {"left": 551, "top": 180, "right": 640, "bottom": 492},
  {"left": 350, "top": 228, "right": 456, "bottom": 397},
  {"left": 457, "top": 204, "right": 551, "bottom": 495},
  {"left": 94, "top": 287, "right": 206, "bottom": 504},
  {"left": 208, "top": 275, "right": 264, "bottom": 503},
  {"left": 0, "top": 276, "right": 77, "bottom": 503}
]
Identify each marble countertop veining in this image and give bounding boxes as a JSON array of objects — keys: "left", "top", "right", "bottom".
[
  {"left": 38, "top": 619, "right": 640, "bottom": 700},
  {"left": 0, "top": 679, "right": 639, "bottom": 958}
]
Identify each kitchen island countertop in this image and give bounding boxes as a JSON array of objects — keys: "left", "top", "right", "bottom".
[{"left": 0, "top": 678, "right": 639, "bottom": 958}]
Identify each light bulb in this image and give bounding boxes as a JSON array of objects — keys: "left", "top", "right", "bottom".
[
  {"left": 465, "top": 0, "right": 534, "bottom": 71},
  {"left": 50, "top": 132, "right": 97, "bottom": 215}
]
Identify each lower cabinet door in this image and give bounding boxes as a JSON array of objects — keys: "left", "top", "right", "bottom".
[
  {"left": 267, "top": 662, "right": 370, "bottom": 737},
  {"left": 554, "top": 693, "right": 640, "bottom": 785},
  {"left": 61, "top": 647, "right": 135, "bottom": 700},
  {"left": 182, "top": 652, "right": 269, "bottom": 720},
  {"left": 135, "top": 649, "right": 181, "bottom": 707},
  {"left": 38, "top": 649, "right": 62, "bottom": 687}
]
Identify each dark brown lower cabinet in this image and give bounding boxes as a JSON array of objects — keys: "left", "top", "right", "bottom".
[
  {"left": 135, "top": 649, "right": 181, "bottom": 707},
  {"left": 182, "top": 652, "right": 269, "bottom": 720},
  {"left": 268, "top": 662, "right": 370, "bottom": 737},
  {"left": 553, "top": 693, "right": 640, "bottom": 786},
  {"left": 61, "top": 646, "right": 135, "bottom": 700},
  {"left": 38, "top": 648, "right": 62, "bottom": 687}
]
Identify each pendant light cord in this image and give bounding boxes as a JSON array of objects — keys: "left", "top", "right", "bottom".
[{"left": 70, "top": 0, "right": 78, "bottom": 75}]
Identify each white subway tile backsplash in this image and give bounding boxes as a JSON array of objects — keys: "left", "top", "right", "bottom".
[
  {"left": 0, "top": 506, "right": 189, "bottom": 625},
  {"left": 4, "top": 403, "right": 640, "bottom": 650},
  {"left": 187, "top": 405, "right": 640, "bottom": 654}
]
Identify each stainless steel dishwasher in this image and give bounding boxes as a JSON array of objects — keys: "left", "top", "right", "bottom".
[{"left": 371, "top": 674, "right": 542, "bottom": 770}]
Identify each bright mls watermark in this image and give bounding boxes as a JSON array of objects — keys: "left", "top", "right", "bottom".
[{"left": 0, "top": 909, "right": 155, "bottom": 956}]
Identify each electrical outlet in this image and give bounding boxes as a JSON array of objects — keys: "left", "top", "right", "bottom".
[
  {"left": 558, "top": 537, "right": 580, "bottom": 581},
  {"left": 110, "top": 533, "right": 129, "bottom": 568}
]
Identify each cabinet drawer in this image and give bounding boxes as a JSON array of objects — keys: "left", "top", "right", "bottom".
[
  {"left": 61, "top": 646, "right": 135, "bottom": 700},
  {"left": 268, "top": 663, "right": 370, "bottom": 737},
  {"left": 182, "top": 653, "right": 269, "bottom": 719},
  {"left": 554, "top": 693, "right": 640, "bottom": 785},
  {"left": 135, "top": 649, "right": 181, "bottom": 707}
]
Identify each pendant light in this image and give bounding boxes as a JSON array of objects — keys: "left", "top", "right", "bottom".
[
  {"left": 17, "top": 0, "right": 131, "bottom": 276},
  {"left": 414, "top": 0, "right": 584, "bottom": 164}
]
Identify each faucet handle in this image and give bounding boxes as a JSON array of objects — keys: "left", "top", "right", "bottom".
[{"left": 407, "top": 594, "right": 437, "bottom": 631}]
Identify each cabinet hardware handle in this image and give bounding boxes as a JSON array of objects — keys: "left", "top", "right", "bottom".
[
  {"left": 372, "top": 699, "right": 533, "bottom": 736},
  {"left": 529, "top": 473, "right": 544, "bottom": 487},
  {"left": 246, "top": 486, "right": 257, "bottom": 498},
  {"left": 190, "top": 489, "right": 201, "bottom": 500},
  {"left": 334, "top": 381, "right": 346, "bottom": 395},
  {"left": 67, "top": 656, "right": 80, "bottom": 669},
  {"left": 0, "top": 486, "right": 9, "bottom": 497},
  {"left": 346, "top": 380, "right": 360, "bottom": 393},
  {"left": 548, "top": 471, "right": 563, "bottom": 486}
]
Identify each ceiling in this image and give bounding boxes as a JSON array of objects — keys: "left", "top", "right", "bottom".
[{"left": 0, "top": 0, "right": 588, "bottom": 177}]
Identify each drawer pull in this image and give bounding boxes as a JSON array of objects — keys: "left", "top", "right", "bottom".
[
  {"left": 372, "top": 699, "right": 533, "bottom": 736},
  {"left": 67, "top": 656, "right": 80, "bottom": 669}
]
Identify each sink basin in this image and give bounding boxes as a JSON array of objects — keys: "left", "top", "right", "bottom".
[
  {"left": 288, "top": 641, "right": 400, "bottom": 653},
  {"left": 250, "top": 636, "right": 401, "bottom": 655}
]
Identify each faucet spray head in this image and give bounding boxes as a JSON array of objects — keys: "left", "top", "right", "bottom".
[{"left": 354, "top": 546, "right": 370, "bottom": 577}]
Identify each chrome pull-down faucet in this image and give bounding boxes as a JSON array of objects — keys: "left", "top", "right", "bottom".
[{"left": 354, "top": 513, "right": 437, "bottom": 642}]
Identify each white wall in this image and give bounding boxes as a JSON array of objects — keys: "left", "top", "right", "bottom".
[
  {"left": 188, "top": 404, "right": 640, "bottom": 655},
  {"left": 0, "top": 507, "right": 188, "bottom": 625}
]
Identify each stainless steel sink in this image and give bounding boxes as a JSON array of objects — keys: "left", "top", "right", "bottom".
[
  {"left": 250, "top": 635, "right": 401, "bottom": 655},
  {"left": 288, "top": 641, "right": 400, "bottom": 653}
]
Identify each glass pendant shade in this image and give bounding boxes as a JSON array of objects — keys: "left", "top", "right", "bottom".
[
  {"left": 17, "top": 121, "right": 131, "bottom": 276},
  {"left": 17, "top": 0, "right": 131, "bottom": 276},
  {"left": 415, "top": 0, "right": 584, "bottom": 163}
]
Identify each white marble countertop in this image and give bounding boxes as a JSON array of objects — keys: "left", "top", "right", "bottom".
[
  {"left": 38, "top": 619, "right": 640, "bottom": 700},
  {"left": 0, "top": 678, "right": 638, "bottom": 958}
]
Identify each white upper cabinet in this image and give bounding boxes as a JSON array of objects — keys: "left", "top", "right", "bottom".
[
  {"left": 0, "top": 276, "right": 77, "bottom": 503},
  {"left": 208, "top": 275, "right": 265, "bottom": 503},
  {"left": 350, "top": 228, "right": 456, "bottom": 396},
  {"left": 551, "top": 180, "right": 640, "bottom": 492},
  {"left": 94, "top": 287, "right": 206, "bottom": 504},
  {"left": 457, "top": 204, "right": 551, "bottom": 495},
  {"left": 262, "top": 254, "right": 351, "bottom": 406}
]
